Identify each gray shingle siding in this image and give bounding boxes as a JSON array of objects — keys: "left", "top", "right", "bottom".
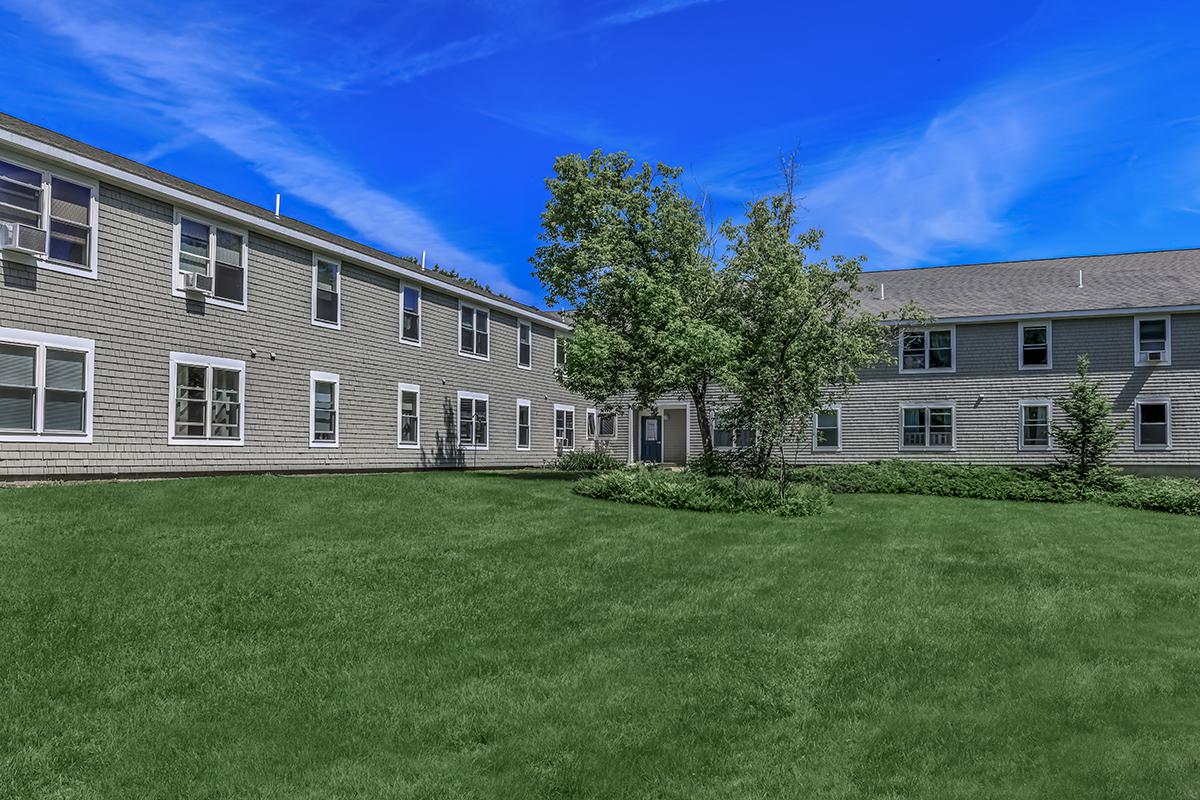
[{"left": 1, "top": 180, "right": 613, "bottom": 479}]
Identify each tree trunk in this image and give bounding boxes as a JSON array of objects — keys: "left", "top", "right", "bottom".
[{"left": 690, "top": 384, "right": 713, "bottom": 458}]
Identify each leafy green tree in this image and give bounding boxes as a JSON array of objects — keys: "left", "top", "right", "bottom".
[
  {"left": 1052, "top": 354, "right": 1122, "bottom": 491},
  {"left": 720, "top": 158, "right": 924, "bottom": 494},
  {"left": 532, "top": 150, "right": 736, "bottom": 455}
]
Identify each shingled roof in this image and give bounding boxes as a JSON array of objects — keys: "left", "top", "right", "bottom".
[
  {"left": 858, "top": 248, "right": 1200, "bottom": 320},
  {"left": 0, "top": 112, "right": 562, "bottom": 324}
]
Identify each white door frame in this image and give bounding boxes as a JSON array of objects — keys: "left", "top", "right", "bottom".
[{"left": 636, "top": 402, "right": 690, "bottom": 463}]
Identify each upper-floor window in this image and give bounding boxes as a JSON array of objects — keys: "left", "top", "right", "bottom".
[
  {"left": 813, "top": 407, "right": 841, "bottom": 451},
  {"left": 0, "top": 158, "right": 98, "bottom": 277},
  {"left": 518, "top": 321, "right": 532, "bottom": 369},
  {"left": 516, "top": 399, "right": 531, "bottom": 450},
  {"left": 0, "top": 327, "right": 94, "bottom": 443},
  {"left": 398, "top": 383, "right": 420, "bottom": 448},
  {"left": 1019, "top": 400, "right": 1052, "bottom": 450},
  {"left": 457, "top": 391, "right": 489, "bottom": 449},
  {"left": 460, "top": 304, "right": 489, "bottom": 359},
  {"left": 309, "top": 371, "right": 339, "bottom": 448},
  {"left": 169, "top": 352, "right": 244, "bottom": 445},
  {"left": 900, "top": 328, "right": 955, "bottom": 372},
  {"left": 1135, "top": 398, "right": 1170, "bottom": 450},
  {"left": 312, "top": 256, "right": 340, "bottom": 328},
  {"left": 1019, "top": 321, "right": 1051, "bottom": 370},
  {"left": 555, "top": 404, "right": 576, "bottom": 450},
  {"left": 598, "top": 412, "right": 616, "bottom": 438},
  {"left": 1135, "top": 316, "right": 1170, "bottom": 366},
  {"left": 901, "top": 404, "right": 954, "bottom": 450},
  {"left": 173, "top": 212, "right": 247, "bottom": 309},
  {"left": 555, "top": 336, "right": 567, "bottom": 370},
  {"left": 401, "top": 286, "right": 421, "bottom": 345}
]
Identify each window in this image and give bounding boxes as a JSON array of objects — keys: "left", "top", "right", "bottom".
[
  {"left": 397, "top": 383, "right": 420, "bottom": 448},
  {"left": 168, "top": 352, "right": 244, "bottom": 445},
  {"left": 586, "top": 408, "right": 598, "bottom": 441},
  {"left": 312, "top": 256, "right": 340, "bottom": 328},
  {"left": 598, "top": 412, "right": 616, "bottom": 438},
  {"left": 457, "top": 391, "right": 488, "bottom": 449},
  {"left": 555, "top": 336, "right": 567, "bottom": 370},
  {"left": 555, "top": 404, "right": 575, "bottom": 450},
  {"left": 712, "top": 413, "right": 754, "bottom": 450},
  {"left": 900, "top": 328, "right": 955, "bottom": 372},
  {"left": 518, "top": 321, "right": 532, "bottom": 369},
  {"left": 1135, "top": 398, "right": 1171, "bottom": 449},
  {"left": 0, "top": 158, "right": 98, "bottom": 276},
  {"left": 1019, "top": 400, "right": 1052, "bottom": 450},
  {"left": 173, "top": 212, "right": 247, "bottom": 308},
  {"left": 309, "top": 371, "right": 339, "bottom": 447},
  {"left": 0, "top": 328, "right": 94, "bottom": 442},
  {"left": 900, "top": 405, "right": 954, "bottom": 449},
  {"left": 1135, "top": 316, "right": 1171, "bottom": 366},
  {"left": 1019, "top": 322, "right": 1051, "bottom": 370},
  {"left": 813, "top": 407, "right": 841, "bottom": 451},
  {"left": 459, "top": 304, "right": 489, "bottom": 358},
  {"left": 401, "top": 286, "right": 421, "bottom": 345},
  {"left": 516, "top": 399, "right": 531, "bottom": 450}
]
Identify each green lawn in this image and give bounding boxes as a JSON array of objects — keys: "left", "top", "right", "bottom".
[{"left": 3, "top": 472, "right": 1200, "bottom": 799}]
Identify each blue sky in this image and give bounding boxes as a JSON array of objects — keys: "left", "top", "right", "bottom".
[{"left": 1, "top": 0, "right": 1198, "bottom": 305}]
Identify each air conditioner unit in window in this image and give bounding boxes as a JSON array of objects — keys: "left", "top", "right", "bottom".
[
  {"left": 1145, "top": 350, "right": 1165, "bottom": 363},
  {"left": 179, "top": 271, "right": 214, "bottom": 296},
  {"left": 0, "top": 222, "right": 48, "bottom": 257}
]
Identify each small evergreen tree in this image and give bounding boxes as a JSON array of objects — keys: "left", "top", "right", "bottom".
[{"left": 1052, "top": 355, "right": 1122, "bottom": 492}]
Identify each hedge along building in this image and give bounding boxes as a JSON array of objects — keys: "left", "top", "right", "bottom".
[
  {"left": 3, "top": 113, "right": 1199, "bottom": 478},
  {"left": 0, "top": 112, "right": 627, "bottom": 479}
]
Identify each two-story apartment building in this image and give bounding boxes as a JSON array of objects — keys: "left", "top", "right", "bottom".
[
  {"left": 0, "top": 113, "right": 621, "bottom": 479},
  {"left": 3, "top": 113, "right": 1198, "bottom": 479},
  {"left": 627, "top": 251, "right": 1200, "bottom": 474}
]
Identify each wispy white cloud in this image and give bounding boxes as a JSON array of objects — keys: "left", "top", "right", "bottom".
[{"left": 596, "top": 0, "right": 725, "bottom": 27}]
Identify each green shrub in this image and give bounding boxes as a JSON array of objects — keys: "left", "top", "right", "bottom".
[
  {"left": 1101, "top": 476, "right": 1200, "bottom": 516},
  {"left": 574, "top": 468, "right": 829, "bottom": 517},
  {"left": 549, "top": 449, "right": 624, "bottom": 472},
  {"left": 790, "top": 461, "right": 1077, "bottom": 504}
]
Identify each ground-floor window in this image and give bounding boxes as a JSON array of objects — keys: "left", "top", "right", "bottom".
[
  {"left": 398, "top": 383, "right": 420, "bottom": 448},
  {"left": 901, "top": 405, "right": 954, "bottom": 449},
  {"left": 0, "top": 327, "right": 94, "bottom": 443},
  {"left": 712, "top": 412, "right": 754, "bottom": 450},
  {"left": 457, "top": 391, "right": 489, "bottom": 450},
  {"left": 555, "top": 404, "right": 575, "bottom": 450},
  {"left": 169, "top": 352, "right": 244, "bottom": 445},
  {"left": 1135, "top": 398, "right": 1170, "bottom": 449},
  {"left": 598, "top": 412, "right": 616, "bottom": 438},
  {"left": 309, "top": 371, "right": 339, "bottom": 447},
  {"left": 516, "top": 399, "right": 531, "bottom": 450},
  {"left": 813, "top": 407, "right": 841, "bottom": 451},
  {"left": 1019, "top": 400, "right": 1051, "bottom": 450},
  {"left": 586, "top": 408, "right": 598, "bottom": 441}
]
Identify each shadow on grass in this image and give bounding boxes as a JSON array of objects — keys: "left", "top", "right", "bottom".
[{"left": 480, "top": 470, "right": 591, "bottom": 483}]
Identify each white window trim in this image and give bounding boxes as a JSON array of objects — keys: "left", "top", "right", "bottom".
[
  {"left": 517, "top": 320, "right": 533, "bottom": 370},
  {"left": 0, "top": 152, "right": 100, "bottom": 279},
  {"left": 457, "top": 390, "right": 490, "bottom": 450},
  {"left": 0, "top": 327, "right": 95, "bottom": 443},
  {"left": 515, "top": 398, "right": 531, "bottom": 451},
  {"left": 170, "top": 209, "right": 250, "bottom": 311},
  {"left": 399, "top": 284, "right": 422, "bottom": 347},
  {"left": 1017, "top": 320, "right": 1053, "bottom": 371},
  {"left": 1018, "top": 398, "right": 1054, "bottom": 452},
  {"left": 555, "top": 336, "right": 567, "bottom": 371},
  {"left": 458, "top": 302, "right": 490, "bottom": 361},
  {"left": 1134, "top": 396, "right": 1172, "bottom": 451},
  {"left": 554, "top": 402, "right": 576, "bottom": 451},
  {"left": 1134, "top": 315, "right": 1171, "bottom": 366},
  {"left": 898, "top": 326, "right": 957, "bottom": 374},
  {"left": 310, "top": 253, "right": 341, "bottom": 330},
  {"left": 812, "top": 405, "right": 842, "bottom": 452},
  {"left": 397, "top": 382, "right": 421, "bottom": 449},
  {"left": 309, "top": 370, "right": 340, "bottom": 448},
  {"left": 898, "top": 402, "right": 957, "bottom": 452},
  {"left": 167, "top": 351, "right": 246, "bottom": 446}
]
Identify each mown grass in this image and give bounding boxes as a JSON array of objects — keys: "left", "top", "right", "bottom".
[{"left": 2, "top": 471, "right": 1200, "bottom": 798}]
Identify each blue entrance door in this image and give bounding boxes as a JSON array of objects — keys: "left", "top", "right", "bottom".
[{"left": 640, "top": 415, "right": 662, "bottom": 462}]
